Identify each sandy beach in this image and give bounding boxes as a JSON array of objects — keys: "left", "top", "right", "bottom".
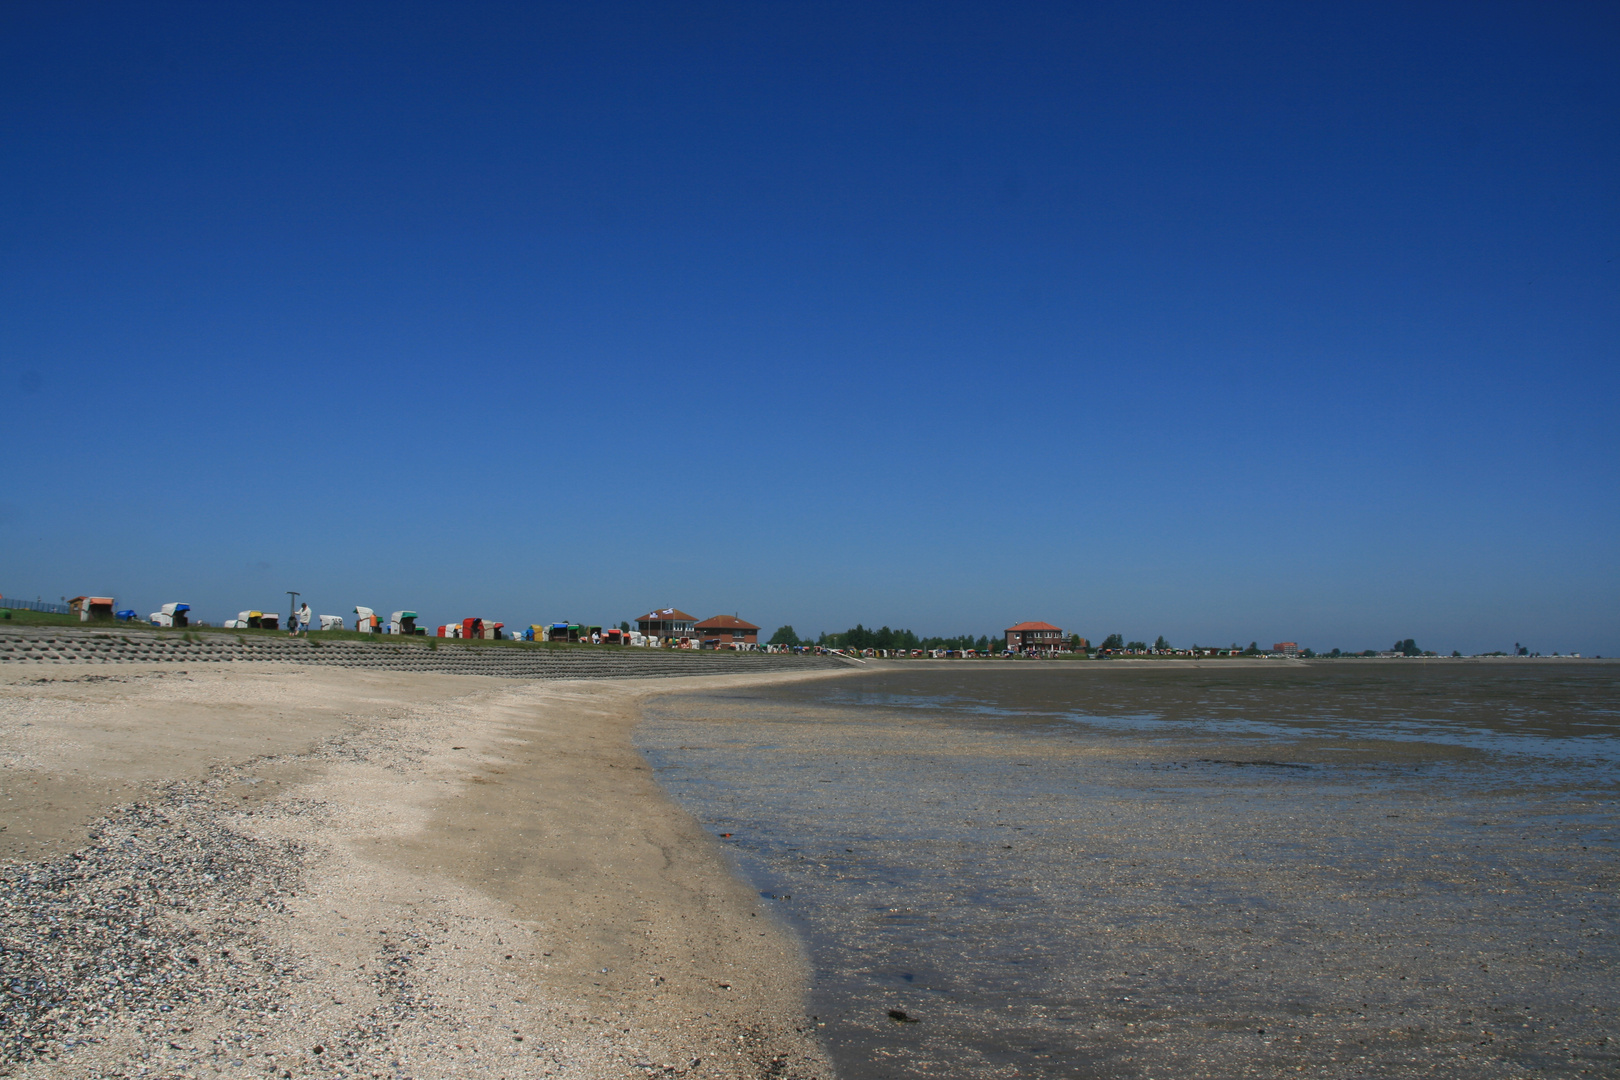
[
  {"left": 7, "top": 657, "right": 1614, "bottom": 1079},
  {"left": 0, "top": 662, "right": 853, "bottom": 1079}
]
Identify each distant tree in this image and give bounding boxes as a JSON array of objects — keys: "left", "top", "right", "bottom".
[
  {"left": 1070, "top": 634, "right": 1084, "bottom": 651},
  {"left": 1301, "top": 648, "right": 1316, "bottom": 658},
  {"left": 825, "top": 624, "right": 918, "bottom": 650},
  {"left": 1153, "top": 635, "right": 1170, "bottom": 651},
  {"left": 768, "top": 625, "right": 800, "bottom": 646},
  {"left": 1100, "top": 633, "right": 1124, "bottom": 651},
  {"left": 975, "top": 635, "right": 989, "bottom": 653},
  {"left": 1394, "top": 638, "right": 1421, "bottom": 656},
  {"left": 1243, "top": 641, "right": 1261, "bottom": 655},
  {"left": 1126, "top": 640, "right": 1147, "bottom": 651},
  {"left": 1452, "top": 650, "right": 1462, "bottom": 657},
  {"left": 619, "top": 621, "right": 630, "bottom": 633},
  {"left": 1329, "top": 648, "right": 1342, "bottom": 658}
]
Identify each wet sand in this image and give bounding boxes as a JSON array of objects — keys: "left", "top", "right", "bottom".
[
  {"left": 0, "top": 663, "right": 852, "bottom": 1078},
  {"left": 639, "top": 660, "right": 1620, "bottom": 1079}
]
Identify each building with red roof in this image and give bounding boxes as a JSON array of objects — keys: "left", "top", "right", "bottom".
[
  {"left": 635, "top": 607, "right": 698, "bottom": 644},
  {"left": 1005, "top": 621, "right": 1072, "bottom": 653},
  {"left": 696, "top": 614, "right": 760, "bottom": 649}
]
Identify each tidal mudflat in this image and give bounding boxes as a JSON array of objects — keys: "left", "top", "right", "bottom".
[{"left": 637, "top": 660, "right": 1619, "bottom": 1079}]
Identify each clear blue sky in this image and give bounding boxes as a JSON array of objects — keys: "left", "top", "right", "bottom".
[{"left": 2, "top": 2, "right": 1616, "bottom": 655}]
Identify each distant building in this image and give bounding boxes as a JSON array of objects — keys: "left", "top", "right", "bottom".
[
  {"left": 696, "top": 614, "right": 760, "bottom": 648},
  {"left": 1273, "top": 642, "right": 1299, "bottom": 657},
  {"left": 635, "top": 607, "right": 698, "bottom": 644},
  {"left": 1006, "top": 621, "right": 1071, "bottom": 652}
]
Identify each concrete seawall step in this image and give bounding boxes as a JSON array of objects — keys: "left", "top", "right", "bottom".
[{"left": 0, "top": 628, "right": 851, "bottom": 678}]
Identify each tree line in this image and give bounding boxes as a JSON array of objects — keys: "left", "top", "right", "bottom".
[
  {"left": 771, "top": 626, "right": 1441, "bottom": 658},
  {"left": 769, "top": 624, "right": 1002, "bottom": 653}
]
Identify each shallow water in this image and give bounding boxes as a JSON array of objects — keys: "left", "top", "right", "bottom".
[{"left": 637, "top": 661, "right": 1620, "bottom": 1079}]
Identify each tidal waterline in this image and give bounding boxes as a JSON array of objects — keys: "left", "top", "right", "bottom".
[{"left": 636, "top": 661, "right": 1619, "bottom": 1079}]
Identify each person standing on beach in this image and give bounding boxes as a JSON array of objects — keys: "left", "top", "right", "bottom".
[{"left": 298, "top": 602, "right": 312, "bottom": 636}]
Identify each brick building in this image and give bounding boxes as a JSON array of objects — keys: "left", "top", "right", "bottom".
[
  {"left": 1006, "top": 621, "right": 1071, "bottom": 652},
  {"left": 696, "top": 614, "right": 760, "bottom": 649}
]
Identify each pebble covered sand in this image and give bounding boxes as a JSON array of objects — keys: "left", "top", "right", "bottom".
[{"left": 0, "top": 663, "right": 850, "bottom": 1079}]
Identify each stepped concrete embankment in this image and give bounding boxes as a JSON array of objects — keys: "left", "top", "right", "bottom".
[{"left": 0, "top": 625, "right": 851, "bottom": 677}]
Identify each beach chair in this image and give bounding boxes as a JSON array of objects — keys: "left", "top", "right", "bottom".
[
  {"left": 69, "top": 597, "right": 116, "bottom": 621},
  {"left": 148, "top": 603, "right": 191, "bottom": 627}
]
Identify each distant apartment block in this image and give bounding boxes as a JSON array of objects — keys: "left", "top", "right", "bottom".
[{"left": 1274, "top": 642, "right": 1299, "bottom": 657}]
